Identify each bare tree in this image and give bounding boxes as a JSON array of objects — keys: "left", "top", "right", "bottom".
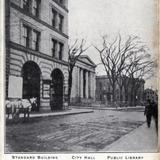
[
  {"left": 94, "top": 35, "right": 140, "bottom": 103},
  {"left": 68, "top": 39, "right": 90, "bottom": 104},
  {"left": 94, "top": 34, "right": 155, "bottom": 107},
  {"left": 123, "top": 50, "right": 155, "bottom": 106}
]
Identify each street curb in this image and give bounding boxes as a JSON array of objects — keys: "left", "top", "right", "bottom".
[
  {"left": 71, "top": 106, "right": 144, "bottom": 112},
  {"left": 6, "top": 109, "right": 94, "bottom": 120},
  {"left": 29, "top": 110, "right": 94, "bottom": 118}
]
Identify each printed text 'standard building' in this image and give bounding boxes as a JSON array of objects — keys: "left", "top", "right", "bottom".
[{"left": 5, "top": 0, "right": 69, "bottom": 111}]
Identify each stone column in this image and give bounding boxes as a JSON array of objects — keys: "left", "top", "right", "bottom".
[
  {"left": 76, "top": 67, "right": 79, "bottom": 97},
  {"left": 90, "top": 72, "right": 93, "bottom": 98},
  {"left": 91, "top": 72, "right": 96, "bottom": 100},
  {"left": 88, "top": 71, "right": 91, "bottom": 98},
  {"left": 80, "top": 69, "right": 83, "bottom": 98},
  {"left": 85, "top": 71, "right": 88, "bottom": 99},
  {"left": 79, "top": 68, "right": 81, "bottom": 98}
]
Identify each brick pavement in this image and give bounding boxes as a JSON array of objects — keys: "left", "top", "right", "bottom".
[{"left": 6, "top": 110, "right": 146, "bottom": 152}]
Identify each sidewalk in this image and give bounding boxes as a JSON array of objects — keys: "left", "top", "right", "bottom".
[
  {"left": 102, "top": 121, "right": 158, "bottom": 152},
  {"left": 72, "top": 105, "right": 145, "bottom": 111},
  {"left": 7, "top": 108, "right": 94, "bottom": 119}
]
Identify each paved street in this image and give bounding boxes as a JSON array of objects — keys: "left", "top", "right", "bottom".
[{"left": 6, "top": 109, "right": 156, "bottom": 152}]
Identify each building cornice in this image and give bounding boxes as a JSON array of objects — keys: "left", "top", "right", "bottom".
[
  {"left": 10, "top": 2, "right": 69, "bottom": 39},
  {"left": 75, "top": 65, "right": 96, "bottom": 74},
  {"left": 52, "top": 0, "right": 69, "bottom": 12},
  {"left": 77, "top": 59, "right": 97, "bottom": 68},
  {"left": 9, "top": 41, "right": 69, "bottom": 67},
  {"left": 79, "top": 55, "right": 96, "bottom": 66}
]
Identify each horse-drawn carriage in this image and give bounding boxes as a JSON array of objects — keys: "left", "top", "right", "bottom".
[{"left": 5, "top": 98, "right": 37, "bottom": 119}]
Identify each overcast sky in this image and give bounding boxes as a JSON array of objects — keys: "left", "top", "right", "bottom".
[{"left": 68, "top": 0, "right": 157, "bottom": 89}]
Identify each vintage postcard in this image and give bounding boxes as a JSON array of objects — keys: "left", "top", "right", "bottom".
[{"left": 0, "top": 0, "right": 160, "bottom": 159}]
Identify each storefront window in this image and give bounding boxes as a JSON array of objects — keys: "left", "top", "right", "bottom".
[{"left": 43, "top": 81, "right": 50, "bottom": 98}]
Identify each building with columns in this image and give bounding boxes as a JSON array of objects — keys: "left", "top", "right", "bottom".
[
  {"left": 71, "top": 55, "right": 96, "bottom": 105},
  {"left": 5, "top": 0, "right": 69, "bottom": 111}
]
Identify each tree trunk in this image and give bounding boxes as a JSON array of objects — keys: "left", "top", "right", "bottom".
[
  {"left": 130, "top": 82, "right": 135, "bottom": 106},
  {"left": 124, "top": 87, "right": 128, "bottom": 107},
  {"left": 117, "top": 82, "right": 123, "bottom": 107},
  {"left": 112, "top": 83, "right": 116, "bottom": 108},
  {"left": 119, "top": 86, "right": 123, "bottom": 107},
  {"left": 68, "top": 68, "right": 73, "bottom": 105}
]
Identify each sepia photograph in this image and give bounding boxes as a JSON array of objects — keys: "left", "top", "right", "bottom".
[{"left": 4, "top": 0, "right": 159, "bottom": 154}]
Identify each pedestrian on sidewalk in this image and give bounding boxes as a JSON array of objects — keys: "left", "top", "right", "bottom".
[
  {"left": 144, "top": 99, "right": 152, "bottom": 128},
  {"left": 151, "top": 100, "right": 158, "bottom": 133}
]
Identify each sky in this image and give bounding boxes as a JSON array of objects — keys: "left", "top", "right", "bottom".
[{"left": 68, "top": 0, "right": 157, "bottom": 89}]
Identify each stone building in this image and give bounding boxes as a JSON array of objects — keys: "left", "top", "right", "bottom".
[
  {"left": 71, "top": 55, "right": 96, "bottom": 105},
  {"left": 5, "top": 0, "right": 69, "bottom": 111},
  {"left": 95, "top": 76, "right": 112, "bottom": 104},
  {"left": 96, "top": 75, "right": 145, "bottom": 106}
]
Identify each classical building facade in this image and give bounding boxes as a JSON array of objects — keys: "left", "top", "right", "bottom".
[
  {"left": 71, "top": 55, "right": 96, "bottom": 105},
  {"left": 5, "top": 0, "right": 69, "bottom": 111},
  {"left": 96, "top": 75, "right": 145, "bottom": 106}
]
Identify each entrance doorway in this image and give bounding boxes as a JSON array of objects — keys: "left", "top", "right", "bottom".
[
  {"left": 50, "top": 69, "right": 63, "bottom": 110},
  {"left": 22, "top": 61, "right": 41, "bottom": 111}
]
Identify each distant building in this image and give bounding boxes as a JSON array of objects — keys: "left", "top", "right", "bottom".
[
  {"left": 95, "top": 76, "right": 112, "bottom": 104},
  {"left": 6, "top": 0, "right": 69, "bottom": 111},
  {"left": 71, "top": 55, "right": 96, "bottom": 105},
  {"left": 96, "top": 75, "right": 145, "bottom": 106}
]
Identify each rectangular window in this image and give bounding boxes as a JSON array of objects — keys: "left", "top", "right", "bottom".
[
  {"left": 59, "top": 14, "right": 64, "bottom": 32},
  {"left": 32, "top": 30, "right": 40, "bottom": 51},
  {"left": 23, "top": 0, "right": 30, "bottom": 12},
  {"left": 52, "top": 9, "right": 57, "bottom": 28},
  {"left": 23, "top": 25, "right": 30, "bottom": 48},
  {"left": 23, "top": 0, "right": 40, "bottom": 17},
  {"left": 59, "top": 42, "right": 63, "bottom": 60},
  {"left": 43, "top": 81, "right": 50, "bottom": 99},
  {"left": 32, "top": 0, "right": 40, "bottom": 17},
  {"left": 52, "top": 39, "right": 57, "bottom": 58}
]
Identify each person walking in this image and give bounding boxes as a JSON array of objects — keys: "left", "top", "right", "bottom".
[
  {"left": 151, "top": 100, "right": 158, "bottom": 132},
  {"left": 144, "top": 99, "right": 152, "bottom": 128}
]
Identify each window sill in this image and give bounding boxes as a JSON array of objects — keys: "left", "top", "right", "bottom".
[{"left": 10, "top": 41, "right": 69, "bottom": 66}]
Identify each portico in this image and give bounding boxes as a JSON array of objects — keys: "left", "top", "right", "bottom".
[{"left": 71, "top": 55, "right": 96, "bottom": 104}]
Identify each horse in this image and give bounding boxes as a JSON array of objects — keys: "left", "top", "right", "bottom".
[
  {"left": 6, "top": 99, "right": 21, "bottom": 119},
  {"left": 6, "top": 98, "right": 37, "bottom": 119},
  {"left": 18, "top": 98, "right": 37, "bottom": 118}
]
